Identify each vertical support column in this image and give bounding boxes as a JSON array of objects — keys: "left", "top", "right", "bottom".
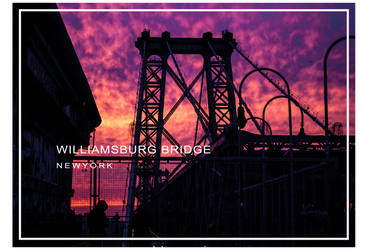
[
  {"left": 153, "top": 50, "right": 168, "bottom": 194},
  {"left": 204, "top": 32, "right": 237, "bottom": 138},
  {"left": 278, "top": 180, "right": 281, "bottom": 236},
  {"left": 204, "top": 51, "right": 218, "bottom": 140},
  {"left": 125, "top": 35, "right": 147, "bottom": 237},
  {"left": 323, "top": 162, "right": 329, "bottom": 236},
  {"left": 89, "top": 160, "right": 99, "bottom": 212},
  {"left": 136, "top": 55, "right": 166, "bottom": 203},
  {"left": 127, "top": 31, "right": 170, "bottom": 238},
  {"left": 222, "top": 52, "right": 238, "bottom": 124}
]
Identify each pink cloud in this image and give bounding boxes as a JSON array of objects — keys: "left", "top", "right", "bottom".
[
  {"left": 57, "top": 5, "right": 354, "bottom": 147},
  {"left": 55, "top": 4, "right": 355, "bottom": 217}
]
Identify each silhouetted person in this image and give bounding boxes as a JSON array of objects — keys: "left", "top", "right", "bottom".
[
  {"left": 113, "top": 211, "right": 121, "bottom": 237},
  {"left": 87, "top": 200, "right": 109, "bottom": 247},
  {"left": 131, "top": 204, "right": 152, "bottom": 247},
  {"left": 300, "top": 202, "right": 328, "bottom": 237}
]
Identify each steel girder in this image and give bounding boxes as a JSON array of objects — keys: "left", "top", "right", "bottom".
[{"left": 134, "top": 59, "right": 167, "bottom": 204}]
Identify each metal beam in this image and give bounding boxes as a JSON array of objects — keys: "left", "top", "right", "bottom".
[
  {"left": 166, "top": 40, "right": 212, "bottom": 143},
  {"left": 73, "top": 155, "right": 337, "bottom": 163},
  {"left": 207, "top": 41, "right": 263, "bottom": 135},
  {"left": 125, "top": 40, "right": 147, "bottom": 237},
  {"left": 165, "top": 66, "right": 209, "bottom": 126}
]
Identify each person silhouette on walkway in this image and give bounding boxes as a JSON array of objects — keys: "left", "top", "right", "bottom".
[
  {"left": 131, "top": 204, "right": 152, "bottom": 247},
  {"left": 87, "top": 200, "right": 109, "bottom": 246},
  {"left": 88, "top": 200, "right": 109, "bottom": 250}
]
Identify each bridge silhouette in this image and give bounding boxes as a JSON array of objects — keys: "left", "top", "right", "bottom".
[{"left": 71, "top": 30, "right": 354, "bottom": 247}]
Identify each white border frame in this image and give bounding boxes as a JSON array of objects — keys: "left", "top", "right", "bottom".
[{"left": 18, "top": 7, "right": 352, "bottom": 242}]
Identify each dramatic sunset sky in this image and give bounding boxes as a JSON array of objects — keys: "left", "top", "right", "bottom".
[{"left": 55, "top": 2, "right": 355, "bottom": 215}]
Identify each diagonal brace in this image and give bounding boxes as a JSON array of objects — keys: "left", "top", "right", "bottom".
[{"left": 166, "top": 40, "right": 213, "bottom": 143}]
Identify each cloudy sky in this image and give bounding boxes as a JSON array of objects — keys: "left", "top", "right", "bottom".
[
  {"left": 54, "top": 2, "right": 356, "bottom": 214},
  {"left": 57, "top": 2, "right": 355, "bottom": 152}
]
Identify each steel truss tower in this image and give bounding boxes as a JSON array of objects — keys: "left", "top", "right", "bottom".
[{"left": 125, "top": 30, "right": 238, "bottom": 235}]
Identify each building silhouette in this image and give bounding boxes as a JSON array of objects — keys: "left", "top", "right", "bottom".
[{"left": 13, "top": 3, "right": 101, "bottom": 247}]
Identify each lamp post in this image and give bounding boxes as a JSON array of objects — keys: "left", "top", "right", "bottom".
[
  {"left": 236, "top": 104, "right": 246, "bottom": 237},
  {"left": 262, "top": 95, "right": 294, "bottom": 157},
  {"left": 246, "top": 117, "right": 273, "bottom": 139},
  {"left": 237, "top": 104, "right": 247, "bottom": 129},
  {"left": 238, "top": 67, "right": 293, "bottom": 237},
  {"left": 323, "top": 35, "right": 355, "bottom": 159},
  {"left": 239, "top": 68, "right": 293, "bottom": 152},
  {"left": 298, "top": 109, "right": 306, "bottom": 137}
]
